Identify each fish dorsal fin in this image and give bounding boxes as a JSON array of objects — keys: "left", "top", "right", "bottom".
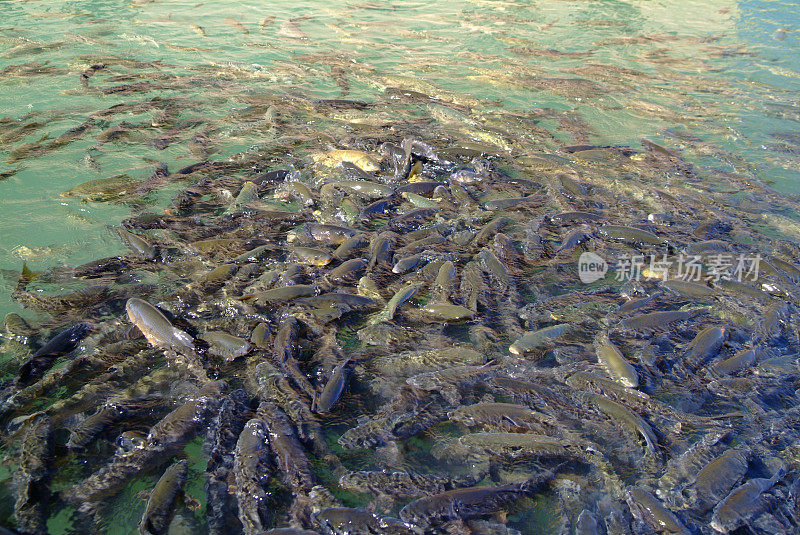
[{"left": 20, "top": 262, "right": 38, "bottom": 283}]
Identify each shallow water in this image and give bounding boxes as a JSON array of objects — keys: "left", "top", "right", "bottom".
[
  {"left": 1, "top": 1, "right": 800, "bottom": 534},
  {"left": 1, "top": 1, "right": 799, "bottom": 322}
]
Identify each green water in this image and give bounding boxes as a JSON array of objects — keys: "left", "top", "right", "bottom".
[
  {"left": 0, "top": 1, "right": 798, "bottom": 325},
  {"left": 1, "top": 0, "right": 800, "bottom": 533}
]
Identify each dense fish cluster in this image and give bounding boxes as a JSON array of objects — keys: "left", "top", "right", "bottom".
[
  {"left": 3, "top": 111, "right": 800, "bottom": 534},
  {"left": 2, "top": 3, "right": 800, "bottom": 535}
]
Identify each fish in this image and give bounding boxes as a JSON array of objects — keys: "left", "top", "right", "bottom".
[
  {"left": 200, "top": 332, "right": 251, "bottom": 361},
  {"left": 225, "top": 18, "right": 249, "bottom": 35},
  {"left": 416, "top": 302, "right": 475, "bottom": 322},
  {"left": 198, "top": 264, "right": 238, "bottom": 285},
  {"left": 243, "top": 285, "right": 318, "bottom": 305},
  {"left": 118, "top": 228, "right": 156, "bottom": 259},
  {"left": 234, "top": 419, "right": 272, "bottom": 534},
  {"left": 264, "top": 529, "right": 317, "bottom": 535},
  {"left": 126, "top": 298, "right": 195, "bottom": 354},
  {"left": 250, "top": 323, "right": 270, "bottom": 350},
  {"left": 399, "top": 469, "right": 555, "bottom": 526},
  {"left": 458, "top": 432, "right": 576, "bottom": 458},
  {"left": 12, "top": 414, "right": 53, "bottom": 535},
  {"left": 66, "top": 395, "right": 163, "bottom": 450},
  {"left": 509, "top": 324, "right": 572, "bottom": 355},
  {"left": 16, "top": 322, "right": 90, "bottom": 385},
  {"left": 710, "top": 468, "right": 785, "bottom": 533},
  {"left": 258, "top": 402, "right": 315, "bottom": 492},
  {"left": 370, "top": 283, "right": 419, "bottom": 324},
  {"left": 13, "top": 285, "right": 112, "bottom": 314},
  {"left": 327, "top": 258, "right": 367, "bottom": 284},
  {"left": 621, "top": 309, "right": 707, "bottom": 330},
  {"left": 677, "top": 326, "right": 726, "bottom": 376},
  {"left": 339, "top": 470, "right": 477, "bottom": 500},
  {"left": 313, "top": 358, "right": 350, "bottom": 414},
  {"left": 139, "top": 460, "right": 188, "bottom": 535},
  {"left": 290, "top": 246, "right": 333, "bottom": 266},
  {"left": 594, "top": 334, "right": 639, "bottom": 388},
  {"left": 312, "top": 149, "right": 380, "bottom": 172},
  {"left": 707, "top": 348, "right": 759, "bottom": 378},
  {"left": 580, "top": 392, "right": 660, "bottom": 460},
  {"left": 68, "top": 381, "right": 225, "bottom": 504},
  {"left": 206, "top": 390, "right": 250, "bottom": 535},
  {"left": 448, "top": 402, "right": 555, "bottom": 430},
  {"left": 313, "top": 508, "right": 413, "bottom": 534},
  {"left": 626, "top": 487, "right": 690, "bottom": 535},
  {"left": 598, "top": 225, "right": 666, "bottom": 246},
  {"left": 685, "top": 449, "right": 748, "bottom": 513}
]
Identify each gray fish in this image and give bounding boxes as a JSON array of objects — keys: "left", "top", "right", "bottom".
[
  {"left": 626, "top": 487, "right": 689, "bottom": 535},
  {"left": 206, "top": 390, "right": 250, "bottom": 535},
  {"left": 139, "top": 460, "right": 188, "bottom": 535},
  {"left": 710, "top": 468, "right": 785, "bottom": 533},
  {"left": 119, "top": 228, "right": 156, "bottom": 259},
  {"left": 399, "top": 470, "right": 555, "bottom": 526},
  {"left": 68, "top": 381, "right": 225, "bottom": 504},
  {"left": 126, "top": 298, "right": 194, "bottom": 354},
  {"left": 314, "top": 358, "right": 350, "bottom": 414},
  {"left": 12, "top": 414, "right": 53, "bottom": 535},
  {"left": 18, "top": 322, "right": 91, "bottom": 385},
  {"left": 234, "top": 419, "right": 272, "bottom": 535},
  {"left": 67, "top": 395, "right": 163, "bottom": 450},
  {"left": 313, "top": 507, "right": 415, "bottom": 535},
  {"left": 258, "top": 402, "right": 315, "bottom": 492}
]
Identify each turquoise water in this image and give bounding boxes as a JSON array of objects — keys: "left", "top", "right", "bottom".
[
  {"left": 1, "top": 1, "right": 800, "bottom": 533},
  {"left": 1, "top": 2, "right": 798, "bottom": 325}
]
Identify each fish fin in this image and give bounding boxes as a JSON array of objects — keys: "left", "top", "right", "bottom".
[
  {"left": 182, "top": 491, "right": 201, "bottom": 511},
  {"left": 768, "top": 465, "right": 786, "bottom": 484},
  {"left": 502, "top": 415, "right": 520, "bottom": 428},
  {"left": 123, "top": 324, "right": 143, "bottom": 340},
  {"left": 172, "top": 328, "right": 195, "bottom": 350},
  {"left": 19, "top": 262, "right": 38, "bottom": 283}
]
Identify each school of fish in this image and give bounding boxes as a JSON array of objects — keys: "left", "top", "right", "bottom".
[{"left": 2, "top": 2, "right": 800, "bottom": 535}]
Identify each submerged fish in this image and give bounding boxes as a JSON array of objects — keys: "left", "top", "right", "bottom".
[
  {"left": 399, "top": 470, "right": 556, "bottom": 526},
  {"left": 126, "top": 298, "right": 194, "bottom": 353},
  {"left": 509, "top": 324, "right": 571, "bottom": 355},
  {"left": 17, "top": 322, "right": 90, "bottom": 385},
  {"left": 710, "top": 469, "right": 785, "bottom": 533},
  {"left": 13, "top": 414, "right": 53, "bottom": 535},
  {"left": 139, "top": 460, "right": 188, "bottom": 535}
]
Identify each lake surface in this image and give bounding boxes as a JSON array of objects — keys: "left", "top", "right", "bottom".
[{"left": 1, "top": 1, "right": 800, "bottom": 534}]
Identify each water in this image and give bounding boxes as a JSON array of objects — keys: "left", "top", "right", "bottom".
[
  {"left": 1, "top": 1, "right": 800, "bottom": 533},
  {"left": 1, "top": 2, "right": 798, "bottom": 322}
]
